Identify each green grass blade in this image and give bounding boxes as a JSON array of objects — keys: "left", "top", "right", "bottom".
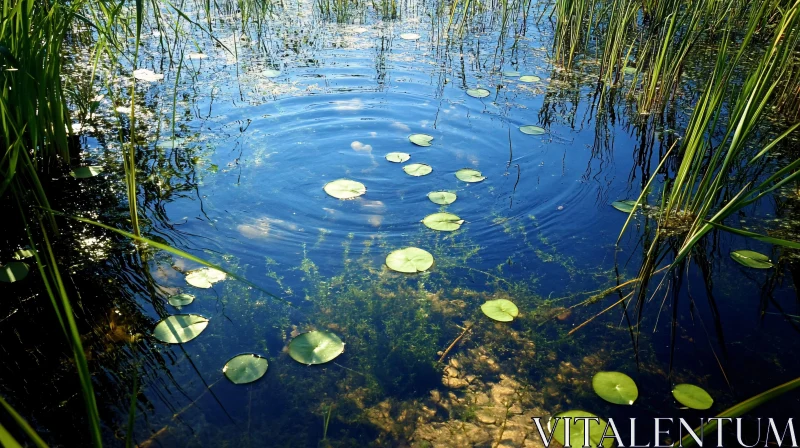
[
  {"left": 706, "top": 222, "right": 800, "bottom": 249},
  {"left": 0, "top": 395, "right": 49, "bottom": 448}
]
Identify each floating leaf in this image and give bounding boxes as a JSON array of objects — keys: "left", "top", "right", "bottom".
[
  {"left": 502, "top": 70, "right": 520, "bottom": 77},
  {"left": 168, "top": 293, "right": 195, "bottom": 307},
  {"left": 70, "top": 166, "right": 103, "bottom": 178},
  {"left": 288, "top": 331, "right": 345, "bottom": 365},
  {"left": 385, "top": 152, "right": 410, "bottom": 163},
  {"left": 466, "top": 88, "right": 490, "bottom": 98},
  {"left": 386, "top": 247, "right": 434, "bottom": 273},
  {"left": 673, "top": 384, "right": 714, "bottom": 410},
  {"left": 133, "top": 68, "right": 164, "bottom": 82},
  {"left": 519, "top": 75, "right": 541, "bottom": 82},
  {"left": 152, "top": 314, "right": 209, "bottom": 344},
  {"left": 422, "top": 212, "right": 464, "bottom": 231},
  {"left": 519, "top": 125, "right": 546, "bottom": 135},
  {"left": 323, "top": 179, "right": 367, "bottom": 199},
  {"left": 399, "top": 33, "right": 420, "bottom": 40},
  {"left": 623, "top": 66, "right": 638, "bottom": 75},
  {"left": 185, "top": 268, "right": 227, "bottom": 288},
  {"left": 264, "top": 69, "right": 281, "bottom": 78},
  {"left": 611, "top": 200, "right": 638, "bottom": 213},
  {"left": 223, "top": 354, "right": 269, "bottom": 384},
  {"left": 428, "top": 191, "right": 457, "bottom": 205},
  {"left": 481, "top": 299, "right": 519, "bottom": 322},
  {"left": 12, "top": 248, "right": 34, "bottom": 260},
  {"left": 455, "top": 168, "right": 485, "bottom": 183},
  {"left": 548, "top": 410, "right": 613, "bottom": 448},
  {"left": 0, "top": 262, "right": 29, "bottom": 283},
  {"left": 592, "top": 371, "right": 639, "bottom": 405},
  {"left": 730, "top": 250, "right": 773, "bottom": 269},
  {"left": 403, "top": 163, "right": 432, "bottom": 177},
  {"left": 409, "top": 134, "right": 433, "bottom": 147},
  {"left": 186, "top": 53, "right": 208, "bottom": 60}
]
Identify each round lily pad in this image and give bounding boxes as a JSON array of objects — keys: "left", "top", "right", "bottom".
[
  {"left": 288, "top": 330, "right": 345, "bottom": 365},
  {"left": 548, "top": 410, "right": 613, "bottom": 448},
  {"left": 403, "top": 163, "right": 432, "bottom": 177},
  {"left": 428, "top": 191, "right": 457, "bottom": 205},
  {"left": 133, "top": 68, "right": 164, "bottom": 82},
  {"left": 324, "top": 179, "right": 366, "bottom": 200},
  {"left": 519, "top": 75, "right": 541, "bottom": 82},
  {"left": 185, "top": 268, "right": 227, "bottom": 289},
  {"left": 264, "top": 69, "right": 281, "bottom": 78},
  {"left": 612, "top": 200, "right": 637, "bottom": 213},
  {"left": 422, "top": 212, "right": 464, "bottom": 231},
  {"left": 466, "top": 88, "right": 490, "bottom": 98},
  {"left": 399, "top": 33, "right": 420, "bottom": 40},
  {"left": 168, "top": 293, "right": 195, "bottom": 307},
  {"left": 623, "top": 66, "right": 638, "bottom": 75},
  {"left": 455, "top": 168, "right": 485, "bottom": 183},
  {"left": 409, "top": 134, "right": 433, "bottom": 147},
  {"left": 386, "top": 152, "right": 410, "bottom": 163},
  {"left": 481, "top": 299, "right": 519, "bottom": 322},
  {"left": 386, "top": 247, "right": 434, "bottom": 273},
  {"left": 0, "top": 262, "right": 29, "bottom": 283},
  {"left": 673, "top": 384, "right": 714, "bottom": 410},
  {"left": 592, "top": 371, "right": 639, "bottom": 405},
  {"left": 70, "top": 166, "right": 103, "bottom": 178},
  {"left": 223, "top": 353, "right": 269, "bottom": 384},
  {"left": 152, "top": 314, "right": 209, "bottom": 344},
  {"left": 502, "top": 70, "right": 520, "bottom": 77},
  {"left": 730, "top": 250, "right": 773, "bottom": 269},
  {"left": 519, "top": 125, "right": 546, "bottom": 135}
]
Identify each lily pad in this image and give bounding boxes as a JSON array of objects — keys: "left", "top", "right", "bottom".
[
  {"left": 481, "top": 299, "right": 519, "bottom": 322},
  {"left": 672, "top": 384, "right": 714, "bottom": 410},
  {"left": 70, "top": 166, "right": 104, "bottom": 178},
  {"left": 519, "top": 125, "right": 546, "bottom": 135},
  {"left": 223, "top": 354, "right": 269, "bottom": 384},
  {"left": 12, "top": 248, "right": 34, "bottom": 260},
  {"left": 466, "top": 88, "right": 491, "bottom": 98},
  {"left": 409, "top": 134, "right": 433, "bottom": 147},
  {"left": 264, "top": 69, "right": 281, "bottom": 78},
  {"left": 403, "top": 163, "right": 432, "bottom": 177},
  {"left": 592, "top": 371, "right": 639, "bottom": 405},
  {"left": 455, "top": 168, "right": 485, "bottom": 183},
  {"left": 548, "top": 410, "right": 613, "bottom": 448},
  {"left": 422, "top": 212, "right": 464, "bottom": 231},
  {"left": 730, "top": 250, "right": 773, "bottom": 269},
  {"left": 502, "top": 70, "right": 521, "bottom": 77},
  {"left": 519, "top": 75, "right": 541, "bottom": 82},
  {"left": 385, "top": 152, "right": 411, "bottom": 163},
  {"left": 324, "top": 179, "right": 366, "bottom": 200},
  {"left": 386, "top": 247, "right": 434, "bottom": 273},
  {"left": 611, "top": 200, "right": 638, "bottom": 213},
  {"left": 427, "top": 191, "right": 457, "bottom": 205},
  {"left": 399, "top": 33, "right": 420, "bottom": 40},
  {"left": 0, "top": 262, "right": 29, "bottom": 283},
  {"left": 168, "top": 293, "right": 195, "bottom": 307},
  {"left": 152, "top": 314, "right": 209, "bottom": 344},
  {"left": 623, "top": 66, "right": 638, "bottom": 75},
  {"left": 133, "top": 68, "right": 164, "bottom": 82},
  {"left": 185, "top": 268, "right": 227, "bottom": 288},
  {"left": 288, "top": 330, "right": 345, "bottom": 365}
]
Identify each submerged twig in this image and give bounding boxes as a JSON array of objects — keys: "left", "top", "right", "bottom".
[{"left": 438, "top": 323, "right": 473, "bottom": 363}]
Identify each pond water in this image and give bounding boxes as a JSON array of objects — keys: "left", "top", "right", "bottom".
[{"left": 2, "top": 1, "right": 800, "bottom": 446}]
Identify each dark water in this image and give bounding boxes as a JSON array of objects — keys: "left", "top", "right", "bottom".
[{"left": 1, "top": 2, "right": 799, "bottom": 447}]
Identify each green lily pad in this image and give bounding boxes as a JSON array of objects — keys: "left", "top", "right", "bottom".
[
  {"left": 324, "top": 179, "right": 367, "bottom": 199},
  {"left": 223, "top": 353, "right": 269, "bottom": 384},
  {"left": 264, "top": 69, "right": 281, "bottom": 78},
  {"left": 0, "top": 262, "right": 29, "bottom": 283},
  {"left": 185, "top": 268, "right": 227, "bottom": 288},
  {"left": 168, "top": 293, "right": 195, "bottom": 307},
  {"left": 386, "top": 247, "right": 434, "bottom": 273},
  {"left": 428, "top": 191, "right": 457, "bottom": 205},
  {"left": 12, "top": 248, "right": 34, "bottom": 260},
  {"left": 386, "top": 152, "right": 410, "bottom": 163},
  {"left": 422, "top": 212, "right": 464, "bottom": 231},
  {"left": 455, "top": 168, "right": 485, "bottom": 183},
  {"left": 611, "top": 200, "right": 638, "bottom": 213},
  {"left": 623, "top": 66, "right": 638, "bottom": 75},
  {"left": 152, "top": 314, "right": 209, "bottom": 344},
  {"left": 481, "top": 299, "right": 519, "bottom": 322},
  {"left": 399, "top": 33, "right": 420, "bottom": 40},
  {"left": 466, "top": 88, "right": 491, "bottom": 98},
  {"left": 672, "top": 384, "right": 714, "bottom": 410},
  {"left": 288, "top": 330, "right": 345, "bottom": 365},
  {"left": 519, "top": 125, "right": 546, "bottom": 135},
  {"left": 409, "top": 134, "right": 433, "bottom": 147},
  {"left": 519, "top": 75, "right": 541, "bottom": 82},
  {"left": 502, "top": 70, "right": 520, "bottom": 77},
  {"left": 403, "top": 163, "right": 432, "bottom": 177},
  {"left": 548, "top": 410, "right": 613, "bottom": 448},
  {"left": 592, "top": 371, "right": 639, "bottom": 405},
  {"left": 730, "top": 250, "right": 773, "bottom": 269},
  {"left": 70, "top": 166, "right": 103, "bottom": 178}
]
